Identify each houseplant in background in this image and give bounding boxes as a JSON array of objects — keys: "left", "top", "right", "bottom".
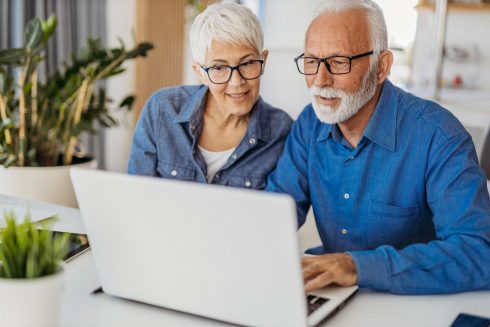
[
  {"left": 0, "top": 15, "right": 153, "bottom": 207},
  {"left": 0, "top": 210, "right": 69, "bottom": 327}
]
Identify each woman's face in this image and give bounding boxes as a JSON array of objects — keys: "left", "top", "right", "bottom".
[{"left": 193, "top": 41, "right": 268, "bottom": 117}]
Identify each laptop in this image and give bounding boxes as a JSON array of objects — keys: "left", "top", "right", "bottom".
[{"left": 70, "top": 168, "right": 358, "bottom": 327}]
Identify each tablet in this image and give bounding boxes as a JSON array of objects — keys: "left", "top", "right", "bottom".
[
  {"left": 450, "top": 313, "right": 490, "bottom": 327},
  {"left": 51, "top": 231, "right": 90, "bottom": 262}
]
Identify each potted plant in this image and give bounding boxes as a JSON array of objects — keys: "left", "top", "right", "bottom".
[
  {"left": 0, "top": 15, "right": 153, "bottom": 207},
  {"left": 0, "top": 210, "right": 69, "bottom": 327}
]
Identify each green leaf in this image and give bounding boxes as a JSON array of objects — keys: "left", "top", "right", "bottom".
[
  {"left": 25, "top": 18, "right": 43, "bottom": 50},
  {"left": 0, "top": 48, "right": 27, "bottom": 65},
  {"left": 125, "top": 42, "right": 154, "bottom": 59},
  {"left": 118, "top": 95, "right": 135, "bottom": 109},
  {"left": 0, "top": 72, "right": 5, "bottom": 93},
  {"left": 0, "top": 211, "right": 68, "bottom": 278},
  {"left": 41, "top": 14, "right": 57, "bottom": 44}
]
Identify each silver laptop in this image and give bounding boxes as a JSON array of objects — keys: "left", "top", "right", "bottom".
[{"left": 70, "top": 168, "right": 357, "bottom": 327}]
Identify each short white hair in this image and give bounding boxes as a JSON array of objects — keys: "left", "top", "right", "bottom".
[
  {"left": 190, "top": 1, "right": 264, "bottom": 64},
  {"left": 313, "top": 0, "right": 388, "bottom": 55}
]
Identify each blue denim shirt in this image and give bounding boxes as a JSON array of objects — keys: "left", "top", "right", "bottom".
[
  {"left": 128, "top": 85, "right": 292, "bottom": 189},
  {"left": 267, "top": 80, "right": 490, "bottom": 294}
]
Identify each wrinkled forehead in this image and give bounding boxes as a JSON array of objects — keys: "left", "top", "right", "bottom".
[{"left": 305, "top": 10, "right": 371, "bottom": 55}]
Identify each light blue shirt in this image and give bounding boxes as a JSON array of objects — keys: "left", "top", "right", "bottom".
[
  {"left": 128, "top": 85, "right": 292, "bottom": 189},
  {"left": 267, "top": 80, "right": 490, "bottom": 294}
]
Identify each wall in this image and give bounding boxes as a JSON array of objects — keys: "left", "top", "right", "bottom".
[
  {"left": 104, "top": 0, "right": 136, "bottom": 173},
  {"left": 259, "top": 0, "right": 319, "bottom": 119}
]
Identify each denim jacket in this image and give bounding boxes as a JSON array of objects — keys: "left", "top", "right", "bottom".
[{"left": 128, "top": 85, "right": 293, "bottom": 189}]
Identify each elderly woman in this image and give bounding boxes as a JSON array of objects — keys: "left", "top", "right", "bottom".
[{"left": 128, "top": 1, "right": 292, "bottom": 189}]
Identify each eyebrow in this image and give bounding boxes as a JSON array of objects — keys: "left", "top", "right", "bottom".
[{"left": 303, "top": 52, "right": 343, "bottom": 58}]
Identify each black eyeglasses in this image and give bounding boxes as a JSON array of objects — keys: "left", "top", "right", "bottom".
[
  {"left": 200, "top": 59, "right": 264, "bottom": 84},
  {"left": 294, "top": 51, "right": 374, "bottom": 75}
]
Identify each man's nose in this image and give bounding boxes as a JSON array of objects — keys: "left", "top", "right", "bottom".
[{"left": 314, "top": 61, "right": 334, "bottom": 87}]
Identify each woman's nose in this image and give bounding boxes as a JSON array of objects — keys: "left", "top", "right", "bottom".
[{"left": 228, "top": 68, "right": 245, "bottom": 86}]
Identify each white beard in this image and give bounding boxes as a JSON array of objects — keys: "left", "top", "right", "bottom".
[{"left": 309, "top": 62, "right": 378, "bottom": 124}]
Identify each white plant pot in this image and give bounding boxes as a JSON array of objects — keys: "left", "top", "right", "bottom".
[
  {"left": 0, "top": 158, "right": 97, "bottom": 208},
  {"left": 0, "top": 270, "right": 64, "bottom": 327}
]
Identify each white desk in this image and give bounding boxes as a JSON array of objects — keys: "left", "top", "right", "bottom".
[{"left": 2, "top": 195, "right": 489, "bottom": 327}]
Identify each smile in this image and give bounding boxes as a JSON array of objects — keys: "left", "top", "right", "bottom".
[
  {"left": 316, "top": 95, "right": 340, "bottom": 104},
  {"left": 227, "top": 91, "right": 250, "bottom": 99}
]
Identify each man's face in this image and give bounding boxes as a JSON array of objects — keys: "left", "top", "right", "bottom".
[{"left": 304, "top": 10, "right": 379, "bottom": 124}]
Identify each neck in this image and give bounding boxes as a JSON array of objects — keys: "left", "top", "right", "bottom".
[
  {"left": 205, "top": 94, "right": 250, "bottom": 129},
  {"left": 338, "top": 86, "right": 382, "bottom": 148}
]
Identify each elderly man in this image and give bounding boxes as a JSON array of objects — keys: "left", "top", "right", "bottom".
[{"left": 267, "top": 0, "right": 490, "bottom": 294}]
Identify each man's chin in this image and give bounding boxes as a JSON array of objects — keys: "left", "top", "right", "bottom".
[{"left": 311, "top": 101, "right": 337, "bottom": 124}]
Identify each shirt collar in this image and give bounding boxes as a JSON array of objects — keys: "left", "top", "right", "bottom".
[
  {"left": 315, "top": 80, "right": 398, "bottom": 152},
  {"left": 174, "top": 85, "right": 208, "bottom": 124},
  {"left": 173, "top": 86, "right": 271, "bottom": 142},
  {"left": 363, "top": 80, "right": 398, "bottom": 152},
  {"left": 316, "top": 119, "right": 333, "bottom": 142}
]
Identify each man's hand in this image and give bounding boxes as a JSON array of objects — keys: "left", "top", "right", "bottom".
[{"left": 302, "top": 253, "right": 358, "bottom": 292}]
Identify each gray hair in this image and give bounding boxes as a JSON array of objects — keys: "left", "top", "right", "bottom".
[
  {"left": 313, "top": 0, "right": 388, "bottom": 55},
  {"left": 189, "top": 1, "right": 264, "bottom": 64}
]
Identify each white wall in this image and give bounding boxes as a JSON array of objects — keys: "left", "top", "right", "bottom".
[
  {"left": 104, "top": 0, "right": 136, "bottom": 173},
  {"left": 259, "top": 0, "right": 319, "bottom": 119}
]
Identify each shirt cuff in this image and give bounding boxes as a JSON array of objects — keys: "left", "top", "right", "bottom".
[{"left": 347, "top": 250, "right": 391, "bottom": 292}]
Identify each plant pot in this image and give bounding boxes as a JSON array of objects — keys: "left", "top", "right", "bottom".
[
  {"left": 0, "top": 269, "right": 64, "bottom": 327},
  {"left": 0, "top": 157, "right": 97, "bottom": 208}
]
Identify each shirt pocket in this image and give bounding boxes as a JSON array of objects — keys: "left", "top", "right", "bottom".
[
  {"left": 366, "top": 199, "right": 420, "bottom": 249},
  {"left": 157, "top": 161, "right": 196, "bottom": 181},
  {"left": 227, "top": 175, "right": 266, "bottom": 190}
]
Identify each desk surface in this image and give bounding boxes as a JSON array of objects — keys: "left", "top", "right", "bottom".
[{"left": 2, "top": 194, "right": 489, "bottom": 327}]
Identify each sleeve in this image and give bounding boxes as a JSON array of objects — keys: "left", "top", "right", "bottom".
[
  {"left": 348, "top": 133, "right": 490, "bottom": 294},
  {"left": 127, "top": 96, "right": 159, "bottom": 177},
  {"left": 266, "top": 109, "right": 312, "bottom": 228}
]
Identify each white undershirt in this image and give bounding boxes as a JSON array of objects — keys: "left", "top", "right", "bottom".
[{"left": 198, "top": 146, "right": 236, "bottom": 183}]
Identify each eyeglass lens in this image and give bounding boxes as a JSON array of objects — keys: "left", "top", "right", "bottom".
[
  {"left": 207, "top": 60, "right": 262, "bottom": 84},
  {"left": 298, "top": 57, "right": 351, "bottom": 75}
]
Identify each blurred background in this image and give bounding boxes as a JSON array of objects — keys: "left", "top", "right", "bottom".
[{"left": 1, "top": 0, "right": 489, "bottom": 174}]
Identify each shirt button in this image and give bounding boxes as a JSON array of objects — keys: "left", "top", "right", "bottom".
[
  {"left": 350, "top": 156, "right": 355, "bottom": 160},
  {"left": 244, "top": 180, "right": 252, "bottom": 188},
  {"left": 341, "top": 229, "right": 348, "bottom": 235},
  {"left": 190, "top": 124, "right": 195, "bottom": 130},
  {"left": 231, "top": 154, "right": 237, "bottom": 160},
  {"left": 344, "top": 193, "right": 350, "bottom": 199},
  {"left": 170, "top": 169, "right": 178, "bottom": 176},
  {"left": 249, "top": 138, "right": 256, "bottom": 144},
  {"left": 215, "top": 173, "right": 220, "bottom": 179}
]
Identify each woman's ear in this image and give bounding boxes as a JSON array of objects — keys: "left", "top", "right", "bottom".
[
  {"left": 192, "top": 62, "right": 208, "bottom": 85},
  {"left": 261, "top": 49, "right": 269, "bottom": 74}
]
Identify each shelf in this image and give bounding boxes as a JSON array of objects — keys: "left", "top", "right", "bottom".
[{"left": 417, "top": 1, "right": 490, "bottom": 11}]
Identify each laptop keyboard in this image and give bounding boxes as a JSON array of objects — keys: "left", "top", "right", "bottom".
[{"left": 307, "top": 295, "right": 329, "bottom": 315}]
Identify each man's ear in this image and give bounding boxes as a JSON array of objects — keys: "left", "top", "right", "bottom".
[
  {"left": 192, "top": 62, "right": 208, "bottom": 85},
  {"left": 376, "top": 50, "right": 393, "bottom": 84}
]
